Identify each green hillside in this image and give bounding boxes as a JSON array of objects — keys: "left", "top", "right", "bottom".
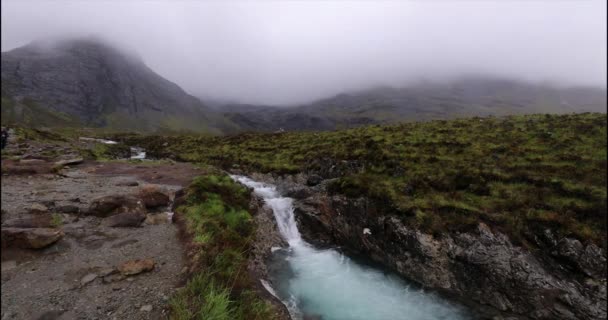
[{"left": 120, "top": 113, "right": 607, "bottom": 248}]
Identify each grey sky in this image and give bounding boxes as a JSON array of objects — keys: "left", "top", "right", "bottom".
[{"left": 2, "top": 1, "right": 606, "bottom": 105}]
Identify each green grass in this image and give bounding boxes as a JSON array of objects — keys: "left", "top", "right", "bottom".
[
  {"left": 170, "top": 174, "right": 278, "bottom": 320},
  {"left": 122, "top": 113, "right": 607, "bottom": 248}
]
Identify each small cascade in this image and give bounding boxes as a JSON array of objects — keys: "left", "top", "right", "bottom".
[
  {"left": 232, "top": 175, "right": 472, "bottom": 320},
  {"left": 130, "top": 147, "right": 146, "bottom": 160}
]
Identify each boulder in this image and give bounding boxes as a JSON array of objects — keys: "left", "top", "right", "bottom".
[
  {"left": 115, "top": 179, "right": 139, "bottom": 187},
  {"left": 2, "top": 214, "right": 53, "bottom": 228},
  {"left": 118, "top": 258, "right": 155, "bottom": 276},
  {"left": 86, "top": 195, "right": 145, "bottom": 217},
  {"left": 306, "top": 174, "right": 323, "bottom": 186},
  {"left": 138, "top": 185, "right": 170, "bottom": 208},
  {"left": 171, "top": 188, "right": 187, "bottom": 211},
  {"left": 53, "top": 158, "right": 83, "bottom": 167},
  {"left": 29, "top": 203, "right": 49, "bottom": 214},
  {"left": 284, "top": 186, "right": 312, "bottom": 199},
  {"left": 144, "top": 213, "right": 170, "bottom": 225},
  {"left": 1, "top": 227, "right": 64, "bottom": 249},
  {"left": 56, "top": 205, "right": 80, "bottom": 214},
  {"left": 103, "top": 212, "right": 146, "bottom": 228},
  {"left": 19, "top": 159, "right": 47, "bottom": 165}
]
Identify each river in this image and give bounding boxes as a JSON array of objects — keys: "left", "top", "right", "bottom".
[{"left": 232, "top": 175, "right": 472, "bottom": 320}]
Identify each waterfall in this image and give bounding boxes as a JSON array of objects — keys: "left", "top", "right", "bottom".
[{"left": 232, "top": 175, "right": 472, "bottom": 320}]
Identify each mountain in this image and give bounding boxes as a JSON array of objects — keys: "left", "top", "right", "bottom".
[
  {"left": 222, "top": 77, "right": 607, "bottom": 132},
  {"left": 1, "top": 39, "right": 237, "bottom": 133}
]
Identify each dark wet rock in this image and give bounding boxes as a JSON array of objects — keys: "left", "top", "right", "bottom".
[
  {"left": 86, "top": 195, "right": 145, "bottom": 217},
  {"left": 552, "top": 238, "right": 607, "bottom": 279},
  {"left": 103, "top": 212, "right": 146, "bottom": 228},
  {"left": 138, "top": 185, "right": 170, "bottom": 208},
  {"left": 306, "top": 174, "right": 323, "bottom": 186},
  {"left": 1, "top": 227, "right": 64, "bottom": 249},
  {"left": 171, "top": 188, "right": 187, "bottom": 211},
  {"left": 118, "top": 258, "right": 155, "bottom": 276},
  {"left": 284, "top": 186, "right": 312, "bottom": 199}
]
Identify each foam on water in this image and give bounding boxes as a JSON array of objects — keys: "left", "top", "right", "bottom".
[{"left": 232, "top": 175, "right": 471, "bottom": 320}]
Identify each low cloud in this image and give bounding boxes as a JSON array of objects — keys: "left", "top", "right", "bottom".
[{"left": 2, "top": 1, "right": 606, "bottom": 105}]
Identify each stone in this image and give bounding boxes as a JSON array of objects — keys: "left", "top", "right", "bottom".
[
  {"left": 103, "top": 212, "right": 146, "bottom": 228},
  {"left": 144, "top": 213, "right": 170, "bottom": 225},
  {"left": 29, "top": 203, "right": 49, "bottom": 214},
  {"left": 2, "top": 215, "right": 53, "bottom": 228},
  {"left": 32, "top": 310, "right": 65, "bottom": 320},
  {"left": 87, "top": 195, "right": 146, "bottom": 217},
  {"left": 115, "top": 180, "right": 139, "bottom": 187},
  {"left": 138, "top": 185, "right": 170, "bottom": 208},
  {"left": 19, "top": 159, "right": 47, "bottom": 165},
  {"left": 56, "top": 205, "right": 80, "bottom": 214},
  {"left": 54, "top": 158, "right": 83, "bottom": 167},
  {"left": 306, "top": 174, "right": 323, "bottom": 186},
  {"left": 284, "top": 186, "right": 312, "bottom": 199},
  {"left": 1, "top": 260, "right": 17, "bottom": 272},
  {"left": 118, "top": 259, "right": 155, "bottom": 276},
  {"left": 81, "top": 273, "right": 97, "bottom": 286},
  {"left": 140, "top": 305, "right": 153, "bottom": 312},
  {"left": 1, "top": 227, "right": 64, "bottom": 249}
]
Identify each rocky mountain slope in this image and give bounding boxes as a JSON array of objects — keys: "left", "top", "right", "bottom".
[
  {"left": 222, "top": 78, "right": 607, "bottom": 132},
  {"left": 1, "top": 39, "right": 237, "bottom": 134}
]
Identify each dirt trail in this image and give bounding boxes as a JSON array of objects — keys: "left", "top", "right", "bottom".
[{"left": 1, "top": 160, "right": 205, "bottom": 320}]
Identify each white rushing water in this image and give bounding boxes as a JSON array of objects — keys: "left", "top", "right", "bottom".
[
  {"left": 130, "top": 147, "right": 146, "bottom": 160},
  {"left": 232, "top": 175, "right": 472, "bottom": 320}
]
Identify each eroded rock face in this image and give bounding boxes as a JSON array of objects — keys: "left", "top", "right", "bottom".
[
  {"left": 86, "top": 195, "right": 145, "bottom": 217},
  {"left": 1, "top": 227, "right": 64, "bottom": 249},
  {"left": 286, "top": 184, "right": 607, "bottom": 320}
]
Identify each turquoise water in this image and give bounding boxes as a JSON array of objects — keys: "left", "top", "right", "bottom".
[{"left": 233, "top": 176, "right": 471, "bottom": 320}]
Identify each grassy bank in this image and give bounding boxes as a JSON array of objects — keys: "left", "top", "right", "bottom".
[
  {"left": 170, "top": 174, "right": 279, "bottom": 320},
  {"left": 119, "top": 113, "right": 607, "bottom": 248}
]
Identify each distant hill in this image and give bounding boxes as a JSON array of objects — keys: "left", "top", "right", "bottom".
[
  {"left": 1, "top": 39, "right": 237, "bottom": 134},
  {"left": 222, "top": 77, "right": 607, "bottom": 132}
]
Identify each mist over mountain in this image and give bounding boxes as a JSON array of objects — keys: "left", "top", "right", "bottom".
[
  {"left": 220, "top": 78, "right": 607, "bottom": 132},
  {"left": 2, "top": 1, "right": 606, "bottom": 106},
  {"left": 1, "top": 39, "right": 236, "bottom": 133}
]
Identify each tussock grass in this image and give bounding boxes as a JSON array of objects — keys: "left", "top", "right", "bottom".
[
  {"left": 170, "top": 174, "right": 278, "bottom": 320},
  {"left": 125, "top": 113, "right": 607, "bottom": 248}
]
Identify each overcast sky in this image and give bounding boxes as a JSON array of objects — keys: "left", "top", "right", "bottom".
[{"left": 2, "top": 1, "right": 606, "bottom": 105}]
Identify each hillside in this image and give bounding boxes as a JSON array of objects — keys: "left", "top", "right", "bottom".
[
  {"left": 1, "top": 39, "right": 237, "bottom": 134},
  {"left": 222, "top": 78, "right": 607, "bottom": 132},
  {"left": 120, "top": 113, "right": 607, "bottom": 248}
]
